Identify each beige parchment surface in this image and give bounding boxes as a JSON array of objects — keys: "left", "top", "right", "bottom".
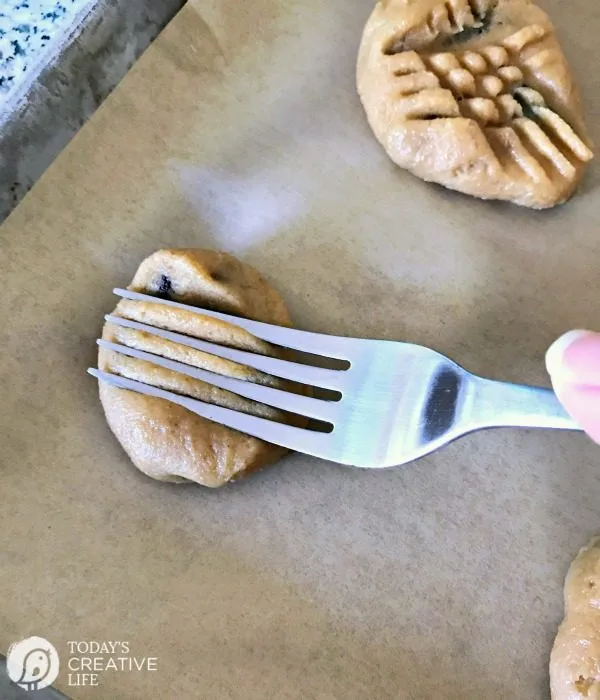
[{"left": 1, "top": 1, "right": 599, "bottom": 698}]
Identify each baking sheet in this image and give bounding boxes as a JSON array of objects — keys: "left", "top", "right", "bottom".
[{"left": 1, "top": 0, "right": 599, "bottom": 697}]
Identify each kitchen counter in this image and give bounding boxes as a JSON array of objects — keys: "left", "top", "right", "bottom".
[
  {"left": 0, "top": 2, "right": 95, "bottom": 108},
  {"left": 0, "top": 0, "right": 184, "bottom": 222}
]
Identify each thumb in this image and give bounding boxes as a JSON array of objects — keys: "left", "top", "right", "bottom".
[{"left": 546, "top": 330, "right": 600, "bottom": 443}]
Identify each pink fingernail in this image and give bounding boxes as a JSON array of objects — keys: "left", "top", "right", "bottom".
[{"left": 546, "top": 330, "right": 600, "bottom": 386}]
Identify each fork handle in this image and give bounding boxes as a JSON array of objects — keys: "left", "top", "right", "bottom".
[{"left": 470, "top": 377, "right": 582, "bottom": 431}]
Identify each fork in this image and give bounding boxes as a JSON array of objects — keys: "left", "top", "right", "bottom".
[{"left": 88, "top": 289, "right": 581, "bottom": 468}]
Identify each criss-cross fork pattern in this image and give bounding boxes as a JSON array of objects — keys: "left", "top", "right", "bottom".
[{"left": 384, "top": 20, "right": 592, "bottom": 183}]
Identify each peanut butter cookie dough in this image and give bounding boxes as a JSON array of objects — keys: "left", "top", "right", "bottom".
[
  {"left": 551, "top": 536, "right": 600, "bottom": 699},
  {"left": 357, "top": 0, "right": 593, "bottom": 208},
  {"left": 98, "top": 249, "right": 298, "bottom": 488}
]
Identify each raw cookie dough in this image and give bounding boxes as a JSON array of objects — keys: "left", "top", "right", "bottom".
[
  {"left": 357, "top": 0, "right": 593, "bottom": 208},
  {"left": 98, "top": 249, "right": 299, "bottom": 488},
  {"left": 551, "top": 536, "right": 600, "bottom": 699}
]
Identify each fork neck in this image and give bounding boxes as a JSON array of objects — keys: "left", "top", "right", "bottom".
[{"left": 466, "top": 376, "right": 580, "bottom": 432}]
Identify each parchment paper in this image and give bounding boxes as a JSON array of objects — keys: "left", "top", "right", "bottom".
[{"left": 1, "top": 1, "right": 599, "bottom": 698}]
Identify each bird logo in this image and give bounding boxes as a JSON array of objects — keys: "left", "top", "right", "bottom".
[
  {"left": 6, "top": 636, "right": 59, "bottom": 691},
  {"left": 17, "top": 647, "right": 52, "bottom": 691}
]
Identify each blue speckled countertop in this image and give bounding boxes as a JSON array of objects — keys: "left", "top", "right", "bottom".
[{"left": 0, "top": 1, "right": 93, "bottom": 103}]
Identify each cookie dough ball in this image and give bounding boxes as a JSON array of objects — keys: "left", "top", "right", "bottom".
[
  {"left": 98, "top": 249, "right": 297, "bottom": 487},
  {"left": 551, "top": 536, "right": 600, "bottom": 699},
  {"left": 357, "top": 0, "right": 593, "bottom": 208}
]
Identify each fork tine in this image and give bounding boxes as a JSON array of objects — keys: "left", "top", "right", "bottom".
[
  {"left": 104, "top": 315, "right": 347, "bottom": 391},
  {"left": 97, "top": 340, "right": 339, "bottom": 423},
  {"left": 113, "top": 288, "right": 354, "bottom": 360},
  {"left": 88, "top": 369, "right": 333, "bottom": 458}
]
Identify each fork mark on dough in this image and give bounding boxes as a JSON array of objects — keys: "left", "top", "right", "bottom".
[
  {"left": 513, "top": 118, "right": 576, "bottom": 178},
  {"left": 503, "top": 24, "right": 548, "bottom": 53}
]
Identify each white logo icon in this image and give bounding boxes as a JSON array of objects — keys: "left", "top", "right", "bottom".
[{"left": 6, "top": 636, "right": 59, "bottom": 691}]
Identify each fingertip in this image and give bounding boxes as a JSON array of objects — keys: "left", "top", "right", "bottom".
[
  {"left": 552, "top": 383, "right": 600, "bottom": 444},
  {"left": 545, "top": 330, "right": 591, "bottom": 380}
]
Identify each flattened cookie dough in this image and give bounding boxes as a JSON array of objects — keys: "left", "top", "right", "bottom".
[
  {"left": 551, "top": 537, "right": 600, "bottom": 699},
  {"left": 98, "top": 249, "right": 299, "bottom": 488},
  {"left": 357, "top": 0, "right": 593, "bottom": 208}
]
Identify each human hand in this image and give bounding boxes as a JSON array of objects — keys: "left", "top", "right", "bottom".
[{"left": 546, "top": 331, "right": 600, "bottom": 443}]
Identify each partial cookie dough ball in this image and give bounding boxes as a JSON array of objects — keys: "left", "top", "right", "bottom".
[
  {"left": 551, "top": 536, "right": 600, "bottom": 699},
  {"left": 98, "top": 249, "right": 298, "bottom": 487}
]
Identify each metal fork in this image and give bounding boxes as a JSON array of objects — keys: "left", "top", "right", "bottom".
[{"left": 88, "top": 289, "right": 581, "bottom": 468}]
